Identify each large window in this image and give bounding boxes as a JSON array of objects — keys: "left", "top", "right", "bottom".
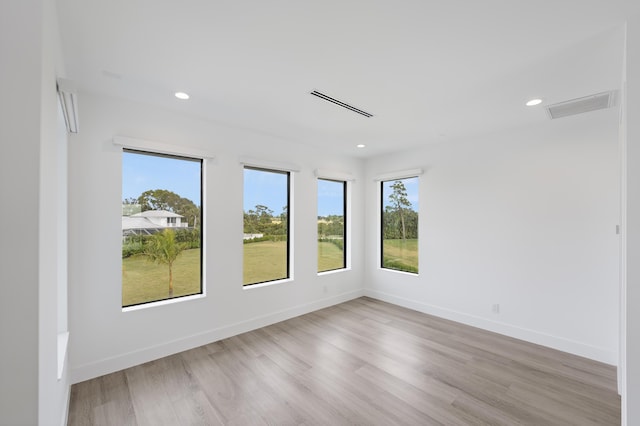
[
  {"left": 243, "top": 167, "right": 290, "bottom": 285},
  {"left": 381, "top": 177, "right": 419, "bottom": 273},
  {"left": 121, "top": 149, "right": 203, "bottom": 307},
  {"left": 317, "top": 179, "right": 346, "bottom": 272}
]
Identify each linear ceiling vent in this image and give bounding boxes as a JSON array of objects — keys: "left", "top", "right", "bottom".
[
  {"left": 545, "top": 91, "right": 617, "bottom": 120},
  {"left": 310, "top": 90, "right": 373, "bottom": 118}
]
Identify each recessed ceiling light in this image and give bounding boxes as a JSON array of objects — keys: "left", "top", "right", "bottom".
[
  {"left": 175, "top": 92, "right": 190, "bottom": 100},
  {"left": 526, "top": 98, "right": 543, "bottom": 106},
  {"left": 357, "top": 144, "right": 366, "bottom": 148}
]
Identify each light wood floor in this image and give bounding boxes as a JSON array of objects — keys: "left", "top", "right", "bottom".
[{"left": 68, "top": 297, "right": 620, "bottom": 425}]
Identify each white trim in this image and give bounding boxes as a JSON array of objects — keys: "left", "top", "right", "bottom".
[
  {"left": 70, "top": 289, "right": 364, "bottom": 383},
  {"left": 318, "top": 267, "right": 352, "bottom": 276},
  {"left": 374, "top": 168, "right": 423, "bottom": 182},
  {"left": 364, "top": 289, "right": 617, "bottom": 365},
  {"left": 242, "top": 278, "right": 294, "bottom": 289},
  {"left": 378, "top": 267, "right": 419, "bottom": 277},
  {"left": 60, "top": 383, "right": 71, "bottom": 426},
  {"left": 120, "top": 146, "right": 207, "bottom": 310},
  {"left": 57, "top": 331, "right": 69, "bottom": 380},
  {"left": 57, "top": 78, "right": 79, "bottom": 133},
  {"left": 239, "top": 156, "right": 300, "bottom": 173},
  {"left": 345, "top": 180, "right": 352, "bottom": 269},
  {"left": 620, "top": 25, "right": 628, "bottom": 409},
  {"left": 316, "top": 178, "right": 351, "bottom": 272},
  {"left": 314, "top": 169, "right": 355, "bottom": 182},
  {"left": 113, "top": 136, "right": 215, "bottom": 160},
  {"left": 122, "top": 293, "right": 206, "bottom": 312}
]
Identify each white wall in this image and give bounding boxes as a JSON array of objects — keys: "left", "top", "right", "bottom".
[
  {"left": 68, "top": 93, "right": 365, "bottom": 382},
  {"left": 0, "top": 0, "right": 70, "bottom": 425},
  {"left": 623, "top": 12, "right": 640, "bottom": 426},
  {"left": 363, "top": 108, "right": 620, "bottom": 364},
  {"left": 0, "top": 1, "right": 42, "bottom": 423},
  {"left": 39, "top": 1, "right": 71, "bottom": 424}
]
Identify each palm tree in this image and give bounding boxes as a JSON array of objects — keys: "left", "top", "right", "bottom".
[{"left": 144, "top": 229, "right": 185, "bottom": 297}]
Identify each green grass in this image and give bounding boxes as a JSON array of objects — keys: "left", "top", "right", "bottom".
[
  {"left": 122, "top": 248, "right": 201, "bottom": 306},
  {"left": 243, "top": 240, "right": 288, "bottom": 285},
  {"left": 382, "top": 239, "right": 418, "bottom": 273},
  {"left": 318, "top": 241, "right": 345, "bottom": 272}
]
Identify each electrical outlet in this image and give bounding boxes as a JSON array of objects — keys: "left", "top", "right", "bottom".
[
  {"left": 323, "top": 285, "right": 328, "bottom": 294},
  {"left": 492, "top": 303, "right": 500, "bottom": 314}
]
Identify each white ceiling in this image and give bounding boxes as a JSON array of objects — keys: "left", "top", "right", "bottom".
[{"left": 56, "top": 0, "right": 637, "bottom": 158}]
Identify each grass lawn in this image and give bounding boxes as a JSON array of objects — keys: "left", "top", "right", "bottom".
[
  {"left": 244, "top": 240, "right": 288, "bottom": 285},
  {"left": 382, "top": 239, "right": 418, "bottom": 273},
  {"left": 318, "top": 241, "right": 344, "bottom": 272},
  {"left": 122, "top": 248, "right": 201, "bottom": 306}
]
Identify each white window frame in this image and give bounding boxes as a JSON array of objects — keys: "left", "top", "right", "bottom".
[
  {"left": 114, "top": 136, "right": 212, "bottom": 311},
  {"left": 315, "top": 169, "right": 354, "bottom": 275},
  {"left": 375, "top": 168, "right": 423, "bottom": 275},
  {"left": 241, "top": 157, "right": 299, "bottom": 288}
]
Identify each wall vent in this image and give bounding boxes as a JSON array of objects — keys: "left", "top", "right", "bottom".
[
  {"left": 545, "top": 91, "right": 617, "bottom": 120},
  {"left": 310, "top": 90, "right": 373, "bottom": 118}
]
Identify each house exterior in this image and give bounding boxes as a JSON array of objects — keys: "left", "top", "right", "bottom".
[{"left": 122, "top": 210, "right": 188, "bottom": 236}]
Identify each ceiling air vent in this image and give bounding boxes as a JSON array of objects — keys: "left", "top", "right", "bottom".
[
  {"left": 545, "top": 91, "right": 617, "bottom": 120},
  {"left": 310, "top": 90, "right": 373, "bottom": 118}
]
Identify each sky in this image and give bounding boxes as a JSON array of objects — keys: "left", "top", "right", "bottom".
[
  {"left": 122, "top": 151, "right": 202, "bottom": 204},
  {"left": 243, "top": 168, "right": 289, "bottom": 215},
  {"left": 123, "top": 152, "right": 417, "bottom": 216},
  {"left": 243, "top": 170, "right": 346, "bottom": 217},
  {"left": 317, "top": 179, "right": 345, "bottom": 217}
]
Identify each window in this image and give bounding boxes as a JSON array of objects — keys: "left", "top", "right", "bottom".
[
  {"left": 121, "top": 149, "right": 203, "bottom": 307},
  {"left": 243, "top": 167, "right": 290, "bottom": 285},
  {"left": 381, "top": 177, "right": 419, "bottom": 273},
  {"left": 317, "top": 179, "right": 346, "bottom": 272}
]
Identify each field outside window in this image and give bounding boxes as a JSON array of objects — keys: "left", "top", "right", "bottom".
[
  {"left": 318, "top": 179, "right": 346, "bottom": 272},
  {"left": 121, "top": 149, "right": 203, "bottom": 307},
  {"left": 381, "top": 177, "right": 418, "bottom": 273},
  {"left": 243, "top": 167, "right": 290, "bottom": 285}
]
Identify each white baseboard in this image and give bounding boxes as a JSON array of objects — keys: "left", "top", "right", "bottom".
[
  {"left": 364, "top": 289, "right": 617, "bottom": 365},
  {"left": 71, "top": 289, "right": 364, "bottom": 384}
]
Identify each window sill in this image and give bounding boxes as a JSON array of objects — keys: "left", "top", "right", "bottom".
[
  {"left": 379, "top": 267, "right": 419, "bottom": 277},
  {"left": 122, "top": 293, "right": 206, "bottom": 313},
  {"left": 318, "top": 267, "right": 351, "bottom": 276},
  {"left": 243, "top": 278, "right": 293, "bottom": 290}
]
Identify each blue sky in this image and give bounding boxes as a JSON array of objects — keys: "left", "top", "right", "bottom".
[
  {"left": 122, "top": 151, "right": 201, "bottom": 204},
  {"left": 382, "top": 177, "right": 419, "bottom": 210},
  {"left": 243, "top": 168, "right": 289, "bottom": 215},
  {"left": 317, "top": 179, "right": 345, "bottom": 217},
  {"left": 243, "top": 171, "right": 346, "bottom": 217},
  {"left": 123, "top": 152, "right": 415, "bottom": 216}
]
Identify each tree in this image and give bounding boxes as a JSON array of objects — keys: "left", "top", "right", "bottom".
[
  {"left": 136, "top": 189, "right": 201, "bottom": 227},
  {"left": 244, "top": 209, "right": 259, "bottom": 233},
  {"left": 255, "top": 205, "right": 274, "bottom": 228},
  {"left": 122, "top": 197, "right": 138, "bottom": 205},
  {"left": 388, "top": 180, "right": 412, "bottom": 240},
  {"left": 144, "top": 229, "right": 185, "bottom": 297}
]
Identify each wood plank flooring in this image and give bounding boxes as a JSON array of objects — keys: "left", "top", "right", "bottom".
[{"left": 68, "top": 297, "right": 620, "bottom": 425}]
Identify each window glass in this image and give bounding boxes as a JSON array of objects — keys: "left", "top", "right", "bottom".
[
  {"left": 318, "top": 179, "right": 346, "bottom": 272},
  {"left": 122, "top": 149, "right": 202, "bottom": 307},
  {"left": 381, "top": 177, "right": 419, "bottom": 273},
  {"left": 243, "top": 167, "right": 290, "bottom": 285}
]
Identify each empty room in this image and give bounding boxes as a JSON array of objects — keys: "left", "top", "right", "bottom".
[{"left": 2, "top": 0, "right": 640, "bottom": 425}]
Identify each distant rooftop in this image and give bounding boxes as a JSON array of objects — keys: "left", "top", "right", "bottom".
[{"left": 130, "top": 210, "right": 183, "bottom": 218}]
